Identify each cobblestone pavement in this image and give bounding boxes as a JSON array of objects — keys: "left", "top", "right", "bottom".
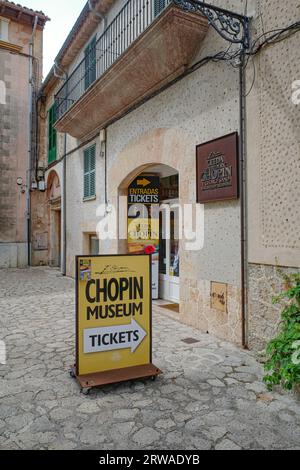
[{"left": 0, "top": 268, "right": 299, "bottom": 450}]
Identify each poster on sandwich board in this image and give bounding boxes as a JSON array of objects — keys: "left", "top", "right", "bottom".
[
  {"left": 75, "top": 254, "right": 161, "bottom": 389},
  {"left": 127, "top": 176, "right": 160, "bottom": 299}
]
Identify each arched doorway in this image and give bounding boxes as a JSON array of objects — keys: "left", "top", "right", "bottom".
[
  {"left": 47, "top": 171, "right": 62, "bottom": 268},
  {"left": 107, "top": 128, "right": 197, "bottom": 318}
]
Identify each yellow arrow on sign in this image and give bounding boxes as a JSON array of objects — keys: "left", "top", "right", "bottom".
[{"left": 137, "top": 178, "right": 151, "bottom": 187}]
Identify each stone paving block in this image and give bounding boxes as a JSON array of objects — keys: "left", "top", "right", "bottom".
[{"left": 0, "top": 267, "right": 300, "bottom": 450}]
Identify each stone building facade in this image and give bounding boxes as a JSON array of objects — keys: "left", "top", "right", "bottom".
[
  {"left": 246, "top": 0, "right": 300, "bottom": 350},
  {"left": 0, "top": 1, "right": 48, "bottom": 268},
  {"left": 32, "top": 0, "right": 300, "bottom": 351}
]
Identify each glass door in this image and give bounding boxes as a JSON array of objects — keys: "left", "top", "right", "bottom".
[{"left": 159, "top": 200, "right": 180, "bottom": 303}]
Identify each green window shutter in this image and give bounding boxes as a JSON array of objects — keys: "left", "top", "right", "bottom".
[
  {"left": 48, "top": 104, "right": 57, "bottom": 164},
  {"left": 154, "top": 0, "right": 167, "bottom": 17},
  {"left": 85, "top": 36, "right": 96, "bottom": 90},
  {"left": 84, "top": 145, "right": 96, "bottom": 199}
]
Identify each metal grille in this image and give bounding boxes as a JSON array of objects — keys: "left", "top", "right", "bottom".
[{"left": 55, "top": 0, "right": 171, "bottom": 121}]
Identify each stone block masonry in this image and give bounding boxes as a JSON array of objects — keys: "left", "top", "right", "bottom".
[{"left": 0, "top": 267, "right": 300, "bottom": 450}]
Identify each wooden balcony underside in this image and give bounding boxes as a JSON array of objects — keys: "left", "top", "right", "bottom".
[{"left": 55, "top": 6, "right": 208, "bottom": 140}]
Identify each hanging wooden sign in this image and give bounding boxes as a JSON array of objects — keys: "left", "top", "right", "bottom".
[{"left": 196, "top": 132, "right": 239, "bottom": 203}]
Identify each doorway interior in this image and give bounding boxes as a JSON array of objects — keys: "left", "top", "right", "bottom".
[
  {"left": 128, "top": 165, "right": 179, "bottom": 304},
  {"left": 47, "top": 171, "right": 62, "bottom": 269},
  {"left": 49, "top": 206, "right": 61, "bottom": 268},
  {"left": 159, "top": 172, "right": 179, "bottom": 304},
  {"left": 159, "top": 198, "right": 180, "bottom": 303}
]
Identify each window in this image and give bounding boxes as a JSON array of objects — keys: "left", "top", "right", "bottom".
[
  {"left": 85, "top": 36, "right": 96, "bottom": 90},
  {"left": 90, "top": 235, "right": 99, "bottom": 255},
  {"left": 48, "top": 104, "right": 57, "bottom": 165},
  {"left": 0, "top": 18, "right": 9, "bottom": 42},
  {"left": 84, "top": 145, "right": 96, "bottom": 199},
  {"left": 154, "top": 0, "right": 167, "bottom": 17}
]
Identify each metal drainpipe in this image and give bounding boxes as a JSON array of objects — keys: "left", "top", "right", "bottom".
[
  {"left": 27, "top": 15, "right": 38, "bottom": 267},
  {"left": 104, "top": 131, "right": 108, "bottom": 208},
  {"left": 62, "top": 132, "right": 67, "bottom": 276},
  {"left": 239, "top": 49, "right": 248, "bottom": 349},
  {"left": 53, "top": 61, "right": 68, "bottom": 276}
]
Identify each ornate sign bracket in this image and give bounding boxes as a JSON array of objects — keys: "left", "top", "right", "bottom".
[{"left": 173, "top": 0, "right": 250, "bottom": 49}]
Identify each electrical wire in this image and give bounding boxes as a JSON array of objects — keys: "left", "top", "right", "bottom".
[
  {"left": 242, "top": 19, "right": 300, "bottom": 96},
  {"left": 245, "top": 55, "right": 256, "bottom": 97},
  {"left": 247, "top": 21, "right": 300, "bottom": 62},
  {"left": 55, "top": 17, "right": 300, "bottom": 157}
]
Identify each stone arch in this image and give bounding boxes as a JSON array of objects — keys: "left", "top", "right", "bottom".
[
  {"left": 110, "top": 128, "right": 195, "bottom": 193},
  {"left": 104, "top": 127, "right": 198, "bottom": 311},
  {"left": 107, "top": 128, "right": 197, "bottom": 253},
  {"left": 47, "top": 170, "right": 61, "bottom": 202}
]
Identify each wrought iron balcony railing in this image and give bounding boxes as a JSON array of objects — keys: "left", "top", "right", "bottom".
[{"left": 54, "top": 0, "right": 171, "bottom": 122}]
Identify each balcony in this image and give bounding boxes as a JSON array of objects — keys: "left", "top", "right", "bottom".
[{"left": 54, "top": 0, "right": 208, "bottom": 140}]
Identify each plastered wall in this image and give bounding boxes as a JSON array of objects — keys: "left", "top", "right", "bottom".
[
  {"left": 247, "top": 0, "right": 300, "bottom": 268},
  {"left": 246, "top": 0, "right": 300, "bottom": 349},
  {"left": 0, "top": 20, "right": 43, "bottom": 268}
]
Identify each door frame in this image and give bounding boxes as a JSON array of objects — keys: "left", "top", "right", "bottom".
[{"left": 159, "top": 198, "right": 180, "bottom": 303}]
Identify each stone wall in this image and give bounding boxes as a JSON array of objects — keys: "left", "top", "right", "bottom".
[
  {"left": 0, "top": 20, "right": 44, "bottom": 268},
  {"left": 248, "top": 264, "right": 298, "bottom": 352},
  {"left": 0, "top": 46, "right": 29, "bottom": 268},
  {"left": 0, "top": 51, "right": 15, "bottom": 243},
  {"left": 30, "top": 190, "right": 49, "bottom": 267}
]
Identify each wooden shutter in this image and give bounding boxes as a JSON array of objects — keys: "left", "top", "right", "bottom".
[
  {"left": 48, "top": 104, "right": 57, "bottom": 164},
  {"left": 84, "top": 145, "right": 96, "bottom": 199},
  {"left": 85, "top": 36, "right": 97, "bottom": 90}
]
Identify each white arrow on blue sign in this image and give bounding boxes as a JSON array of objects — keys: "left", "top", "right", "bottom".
[{"left": 83, "top": 319, "right": 147, "bottom": 354}]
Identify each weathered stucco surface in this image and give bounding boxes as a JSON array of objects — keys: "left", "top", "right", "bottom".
[
  {"left": 0, "top": 16, "right": 44, "bottom": 268},
  {"left": 247, "top": 0, "right": 300, "bottom": 268}
]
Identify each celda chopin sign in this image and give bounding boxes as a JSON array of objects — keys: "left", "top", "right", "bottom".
[
  {"left": 76, "top": 255, "right": 152, "bottom": 378},
  {"left": 196, "top": 132, "right": 239, "bottom": 203}
]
